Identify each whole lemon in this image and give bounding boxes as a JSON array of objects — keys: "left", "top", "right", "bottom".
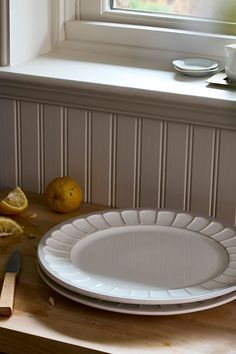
[{"left": 45, "top": 177, "right": 82, "bottom": 213}]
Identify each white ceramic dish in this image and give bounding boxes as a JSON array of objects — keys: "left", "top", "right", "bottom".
[
  {"left": 173, "top": 58, "right": 218, "bottom": 71},
  {"left": 173, "top": 65, "right": 219, "bottom": 77},
  {"left": 38, "top": 263, "right": 236, "bottom": 316},
  {"left": 37, "top": 209, "right": 236, "bottom": 305}
]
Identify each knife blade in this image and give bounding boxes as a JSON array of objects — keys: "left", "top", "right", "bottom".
[{"left": 0, "top": 250, "right": 21, "bottom": 316}]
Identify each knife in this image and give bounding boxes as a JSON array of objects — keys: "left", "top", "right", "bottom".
[{"left": 0, "top": 250, "right": 21, "bottom": 316}]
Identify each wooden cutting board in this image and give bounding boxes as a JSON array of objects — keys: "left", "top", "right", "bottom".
[{"left": 0, "top": 191, "right": 235, "bottom": 354}]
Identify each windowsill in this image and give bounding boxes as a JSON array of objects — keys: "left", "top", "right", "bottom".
[
  {"left": 0, "top": 48, "right": 236, "bottom": 112},
  {"left": 65, "top": 20, "right": 236, "bottom": 60}
]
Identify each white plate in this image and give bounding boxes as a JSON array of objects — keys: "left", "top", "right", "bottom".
[
  {"left": 173, "top": 58, "right": 218, "bottom": 71},
  {"left": 37, "top": 209, "right": 236, "bottom": 305},
  {"left": 174, "top": 65, "right": 218, "bottom": 73},
  {"left": 173, "top": 65, "right": 219, "bottom": 77},
  {"left": 38, "top": 263, "right": 236, "bottom": 316}
]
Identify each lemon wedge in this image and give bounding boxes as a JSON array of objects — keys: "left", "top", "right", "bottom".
[
  {"left": 0, "top": 187, "right": 28, "bottom": 215},
  {"left": 0, "top": 217, "right": 23, "bottom": 237}
]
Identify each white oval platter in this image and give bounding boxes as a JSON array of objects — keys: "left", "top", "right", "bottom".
[
  {"left": 38, "top": 263, "right": 236, "bottom": 316},
  {"left": 37, "top": 209, "right": 236, "bottom": 305}
]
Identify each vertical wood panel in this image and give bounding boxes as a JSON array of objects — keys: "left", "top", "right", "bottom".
[
  {"left": 158, "top": 121, "right": 167, "bottom": 208},
  {"left": 13, "top": 100, "right": 21, "bottom": 186},
  {"left": 109, "top": 114, "right": 117, "bottom": 208},
  {"left": 216, "top": 129, "right": 236, "bottom": 225},
  {"left": 190, "top": 126, "right": 213, "bottom": 216},
  {"left": 165, "top": 122, "right": 187, "bottom": 209},
  {"left": 62, "top": 107, "right": 68, "bottom": 177},
  {"left": 183, "top": 125, "right": 193, "bottom": 211},
  {"left": 0, "top": 98, "right": 16, "bottom": 188},
  {"left": 115, "top": 115, "right": 136, "bottom": 208},
  {"left": 139, "top": 118, "right": 161, "bottom": 208},
  {"left": 209, "top": 128, "right": 220, "bottom": 218},
  {"left": 133, "top": 117, "right": 142, "bottom": 208},
  {"left": 91, "top": 111, "right": 111, "bottom": 205},
  {"left": 67, "top": 108, "right": 86, "bottom": 199},
  {"left": 20, "top": 101, "right": 40, "bottom": 192},
  {"left": 43, "top": 104, "right": 64, "bottom": 189},
  {"left": 85, "top": 110, "right": 92, "bottom": 202}
]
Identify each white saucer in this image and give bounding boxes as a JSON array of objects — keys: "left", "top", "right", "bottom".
[
  {"left": 173, "top": 58, "right": 219, "bottom": 77},
  {"left": 173, "top": 65, "right": 219, "bottom": 77},
  {"left": 173, "top": 58, "right": 218, "bottom": 71},
  {"left": 38, "top": 263, "right": 236, "bottom": 316}
]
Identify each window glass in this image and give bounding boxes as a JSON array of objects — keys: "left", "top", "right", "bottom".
[{"left": 112, "top": 0, "right": 235, "bottom": 21}]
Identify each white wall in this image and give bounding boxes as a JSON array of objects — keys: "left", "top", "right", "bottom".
[{"left": 10, "top": 0, "right": 52, "bottom": 65}]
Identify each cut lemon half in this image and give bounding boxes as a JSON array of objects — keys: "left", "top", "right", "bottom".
[
  {"left": 0, "top": 187, "right": 28, "bottom": 215},
  {"left": 0, "top": 217, "right": 23, "bottom": 237}
]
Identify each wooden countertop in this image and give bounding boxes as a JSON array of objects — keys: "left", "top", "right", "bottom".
[{"left": 0, "top": 192, "right": 235, "bottom": 354}]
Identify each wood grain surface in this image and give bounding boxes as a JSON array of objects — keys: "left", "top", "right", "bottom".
[
  {"left": 0, "top": 191, "right": 235, "bottom": 354},
  {"left": 0, "top": 272, "right": 17, "bottom": 316}
]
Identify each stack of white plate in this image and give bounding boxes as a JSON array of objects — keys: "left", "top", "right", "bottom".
[
  {"left": 37, "top": 209, "right": 236, "bottom": 315},
  {"left": 173, "top": 58, "right": 219, "bottom": 77}
]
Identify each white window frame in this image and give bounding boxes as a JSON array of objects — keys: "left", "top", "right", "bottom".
[
  {"left": 0, "top": 0, "right": 9, "bottom": 66},
  {"left": 79, "top": 0, "right": 236, "bottom": 35},
  {"left": 62, "top": 0, "right": 236, "bottom": 63}
]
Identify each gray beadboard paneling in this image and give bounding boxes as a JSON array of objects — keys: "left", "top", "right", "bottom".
[
  {"left": 67, "top": 107, "right": 86, "bottom": 199},
  {"left": 115, "top": 115, "right": 136, "bottom": 208},
  {"left": 20, "top": 101, "right": 40, "bottom": 192},
  {"left": 216, "top": 129, "right": 236, "bottom": 225},
  {"left": 139, "top": 118, "right": 161, "bottom": 208},
  {"left": 164, "top": 122, "right": 187, "bottom": 210},
  {"left": 0, "top": 96, "right": 235, "bottom": 226},
  {"left": 43, "top": 104, "right": 64, "bottom": 189},
  {"left": 0, "top": 98, "right": 17, "bottom": 188},
  {"left": 190, "top": 126, "right": 213, "bottom": 216},
  {"left": 91, "top": 111, "right": 111, "bottom": 206}
]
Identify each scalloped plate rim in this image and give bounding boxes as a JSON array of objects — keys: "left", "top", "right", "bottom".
[
  {"left": 37, "top": 263, "right": 236, "bottom": 316},
  {"left": 37, "top": 208, "right": 236, "bottom": 305}
]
